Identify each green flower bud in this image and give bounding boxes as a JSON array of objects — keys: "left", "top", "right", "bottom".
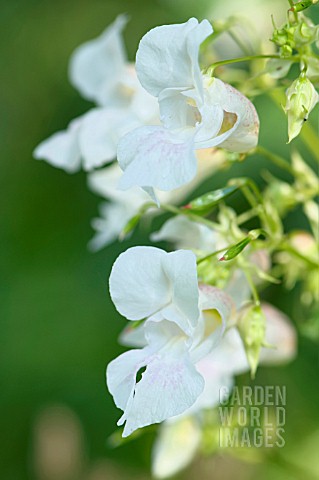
[
  {"left": 238, "top": 305, "right": 266, "bottom": 378},
  {"left": 285, "top": 73, "right": 319, "bottom": 142},
  {"left": 281, "top": 44, "right": 293, "bottom": 58},
  {"left": 271, "top": 28, "right": 288, "bottom": 47}
]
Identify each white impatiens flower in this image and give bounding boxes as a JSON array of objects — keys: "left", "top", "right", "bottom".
[
  {"left": 118, "top": 18, "right": 259, "bottom": 194},
  {"left": 150, "top": 302, "right": 297, "bottom": 478},
  {"left": 106, "top": 246, "right": 233, "bottom": 437},
  {"left": 151, "top": 215, "right": 223, "bottom": 252},
  {"left": 34, "top": 109, "right": 141, "bottom": 172},
  {"left": 87, "top": 151, "right": 226, "bottom": 250},
  {"left": 69, "top": 14, "right": 158, "bottom": 120},
  {"left": 34, "top": 15, "right": 159, "bottom": 172}
]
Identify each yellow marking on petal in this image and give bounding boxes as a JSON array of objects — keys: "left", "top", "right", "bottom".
[
  {"left": 218, "top": 111, "right": 237, "bottom": 135},
  {"left": 203, "top": 308, "right": 222, "bottom": 339}
]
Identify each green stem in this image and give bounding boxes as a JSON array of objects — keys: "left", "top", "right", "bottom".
[
  {"left": 255, "top": 145, "right": 294, "bottom": 174},
  {"left": 237, "top": 208, "right": 260, "bottom": 225},
  {"left": 227, "top": 29, "right": 252, "bottom": 56},
  {"left": 288, "top": 0, "right": 299, "bottom": 21},
  {"left": 242, "top": 266, "right": 260, "bottom": 305},
  {"left": 208, "top": 54, "right": 298, "bottom": 72},
  {"left": 160, "top": 203, "right": 219, "bottom": 230}
]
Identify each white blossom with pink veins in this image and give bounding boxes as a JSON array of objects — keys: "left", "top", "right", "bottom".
[
  {"left": 106, "top": 246, "right": 233, "bottom": 437},
  {"left": 150, "top": 303, "right": 296, "bottom": 478},
  {"left": 117, "top": 18, "right": 259, "bottom": 195},
  {"left": 34, "top": 15, "right": 159, "bottom": 172}
]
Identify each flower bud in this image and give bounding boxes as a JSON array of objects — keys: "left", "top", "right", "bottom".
[
  {"left": 238, "top": 305, "right": 266, "bottom": 378},
  {"left": 285, "top": 73, "right": 319, "bottom": 142}
]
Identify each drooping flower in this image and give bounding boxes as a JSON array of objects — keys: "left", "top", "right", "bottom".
[
  {"left": 117, "top": 18, "right": 259, "bottom": 195},
  {"left": 106, "top": 246, "right": 233, "bottom": 437},
  {"left": 150, "top": 302, "right": 296, "bottom": 478},
  {"left": 34, "top": 15, "right": 159, "bottom": 172},
  {"left": 68, "top": 14, "right": 157, "bottom": 120},
  {"left": 34, "top": 109, "right": 141, "bottom": 172},
  {"left": 87, "top": 152, "right": 225, "bottom": 250}
]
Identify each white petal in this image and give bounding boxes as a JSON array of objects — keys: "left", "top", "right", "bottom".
[
  {"left": 159, "top": 87, "right": 200, "bottom": 130},
  {"left": 88, "top": 201, "right": 133, "bottom": 251},
  {"left": 189, "top": 360, "right": 234, "bottom": 412},
  {"left": 224, "top": 268, "right": 251, "bottom": 309},
  {"left": 190, "top": 285, "right": 234, "bottom": 362},
  {"left": 152, "top": 417, "right": 201, "bottom": 479},
  {"left": 79, "top": 108, "right": 141, "bottom": 170},
  {"left": 117, "top": 126, "right": 197, "bottom": 191},
  {"left": 69, "top": 15, "right": 128, "bottom": 105},
  {"left": 161, "top": 250, "right": 199, "bottom": 327},
  {"left": 33, "top": 118, "right": 82, "bottom": 173},
  {"left": 108, "top": 346, "right": 204, "bottom": 437},
  {"left": 119, "top": 323, "right": 147, "bottom": 348},
  {"left": 196, "top": 77, "right": 259, "bottom": 152},
  {"left": 260, "top": 303, "right": 297, "bottom": 364},
  {"left": 109, "top": 246, "right": 171, "bottom": 321},
  {"left": 151, "top": 215, "right": 217, "bottom": 252},
  {"left": 136, "top": 18, "right": 212, "bottom": 97},
  {"left": 88, "top": 163, "right": 149, "bottom": 204},
  {"left": 107, "top": 348, "right": 149, "bottom": 411},
  {"left": 109, "top": 247, "right": 199, "bottom": 326}
]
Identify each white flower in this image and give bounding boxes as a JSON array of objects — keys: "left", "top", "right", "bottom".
[
  {"left": 106, "top": 246, "right": 232, "bottom": 437},
  {"left": 34, "top": 108, "right": 140, "bottom": 172},
  {"left": 117, "top": 18, "right": 259, "bottom": 194},
  {"left": 151, "top": 302, "right": 297, "bottom": 478},
  {"left": 151, "top": 416, "right": 202, "bottom": 479},
  {"left": 87, "top": 152, "right": 225, "bottom": 250},
  {"left": 69, "top": 14, "right": 158, "bottom": 121},
  {"left": 87, "top": 163, "right": 150, "bottom": 249},
  {"left": 151, "top": 215, "right": 221, "bottom": 252},
  {"left": 34, "top": 15, "right": 159, "bottom": 172}
]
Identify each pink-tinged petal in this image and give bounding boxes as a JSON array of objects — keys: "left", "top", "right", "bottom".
[
  {"left": 69, "top": 15, "right": 128, "bottom": 105},
  {"left": 33, "top": 118, "right": 82, "bottom": 173},
  {"left": 260, "top": 303, "right": 297, "bottom": 365},
  {"left": 196, "top": 77, "right": 259, "bottom": 152},
  {"left": 117, "top": 126, "right": 197, "bottom": 191},
  {"left": 136, "top": 19, "right": 212, "bottom": 97},
  {"left": 121, "top": 352, "right": 204, "bottom": 437}
]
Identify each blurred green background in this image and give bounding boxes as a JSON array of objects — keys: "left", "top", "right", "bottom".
[{"left": 1, "top": 0, "right": 318, "bottom": 479}]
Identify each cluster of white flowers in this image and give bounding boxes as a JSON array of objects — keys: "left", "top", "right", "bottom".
[{"left": 34, "top": 13, "right": 301, "bottom": 479}]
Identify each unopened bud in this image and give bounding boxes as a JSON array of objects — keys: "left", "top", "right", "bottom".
[{"left": 285, "top": 73, "right": 319, "bottom": 142}]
